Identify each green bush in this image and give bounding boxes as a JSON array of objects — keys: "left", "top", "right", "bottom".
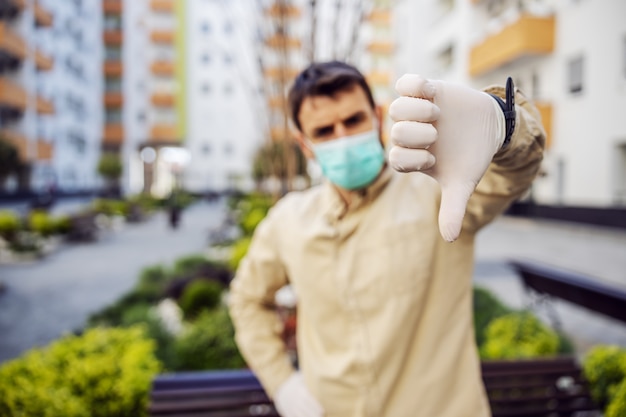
[
  {"left": 606, "top": 379, "right": 626, "bottom": 417},
  {"left": 136, "top": 265, "right": 170, "bottom": 302},
  {"left": 178, "top": 279, "right": 223, "bottom": 320},
  {"left": 0, "top": 326, "right": 161, "bottom": 417},
  {"left": 0, "top": 210, "right": 20, "bottom": 240},
  {"left": 480, "top": 312, "right": 560, "bottom": 359},
  {"left": 473, "top": 286, "right": 512, "bottom": 347},
  {"left": 92, "top": 198, "right": 129, "bottom": 217},
  {"left": 173, "top": 254, "right": 213, "bottom": 275},
  {"left": 229, "top": 237, "right": 251, "bottom": 271},
  {"left": 235, "top": 194, "right": 272, "bottom": 236},
  {"left": 583, "top": 345, "right": 626, "bottom": 408},
  {"left": 172, "top": 308, "right": 245, "bottom": 371}
]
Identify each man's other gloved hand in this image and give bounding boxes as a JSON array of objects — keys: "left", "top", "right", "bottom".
[
  {"left": 274, "top": 372, "right": 325, "bottom": 417},
  {"left": 388, "top": 74, "right": 507, "bottom": 242}
]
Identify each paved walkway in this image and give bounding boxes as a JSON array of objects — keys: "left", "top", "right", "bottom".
[
  {"left": 473, "top": 216, "right": 626, "bottom": 355},
  {"left": 0, "top": 200, "right": 226, "bottom": 363},
  {"left": 1, "top": 202, "right": 624, "bottom": 364}
]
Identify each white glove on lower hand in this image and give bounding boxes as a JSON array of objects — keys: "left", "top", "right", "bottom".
[
  {"left": 388, "top": 74, "right": 507, "bottom": 242},
  {"left": 274, "top": 372, "right": 325, "bottom": 417}
]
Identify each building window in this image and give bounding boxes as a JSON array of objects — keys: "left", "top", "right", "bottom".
[
  {"left": 105, "top": 46, "right": 122, "bottom": 61},
  {"left": 137, "top": 111, "right": 146, "bottom": 122},
  {"left": 224, "top": 82, "right": 233, "bottom": 95},
  {"left": 104, "top": 15, "right": 122, "bottom": 30},
  {"left": 202, "top": 144, "right": 211, "bottom": 155},
  {"left": 224, "top": 143, "right": 233, "bottom": 155},
  {"left": 224, "top": 20, "right": 233, "bottom": 34},
  {"left": 201, "top": 21, "right": 211, "bottom": 34},
  {"left": 568, "top": 55, "right": 584, "bottom": 94},
  {"left": 105, "top": 77, "right": 122, "bottom": 92},
  {"left": 106, "top": 109, "right": 122, "bottom": 123},
  {"left": 202, "top": 83, "right": 211, "bottom": 94},
  {"left": 202, "top": 53, "right": 211, "bottom": 65},
  {"left": 224, "top": 53, "right": 233, "bottom": 65}
]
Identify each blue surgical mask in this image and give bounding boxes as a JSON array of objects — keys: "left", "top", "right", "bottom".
[{"left": 309, "top": 128, "right": 385, "bottom": 190}]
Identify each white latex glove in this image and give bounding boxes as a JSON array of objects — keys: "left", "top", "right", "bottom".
[
  {"left": 274, "top": 372, "right": 325, "bottom": 417},
  {"left": 388, "top": 74, "right": 507, "bottom": 242}
]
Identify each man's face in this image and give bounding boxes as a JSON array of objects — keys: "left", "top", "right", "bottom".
[{"left": 296, "top": 85, "right": 381, "bottom": 157}]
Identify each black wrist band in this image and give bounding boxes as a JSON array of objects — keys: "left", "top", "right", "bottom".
[{"left": 488, "top": 77, "right": 516, "bottom": 149}]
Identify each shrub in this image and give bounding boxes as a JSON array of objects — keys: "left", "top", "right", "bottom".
[
  {"left": 92, "top": 198, "right": 129, "bottom": 217},
  {"left": 583, "top": 345, "right": 626, "bottom": 408},
  {"left": 480, "top": 311, "right": 560, "bottom": 359},
  {"left": 229, "top": 236, "right": 251, "bottom": 271},
  {"left": 178, "top": 279, "right": 223, "bottom": 320},
  {"left": 173, "top": 254, "right": 213, "bottom": 275},
  {"left": 0, "top": 210, "right": 20, "bottom": 240},
  {"left": 27, "top": 210, "right": 56, "bottom": 237},
  {"left": 136, "top": 265, "right": 169, "bottom": 302},
  {"left": 0, "top": 326, "right": 161, "bottom": 417},
  {"left": 473, "top": 286, "right": 512, "bottom": 347},
  {"left": 172, "top": 308, "right": 245, "bottom": 371},
  {"left": 606, "top": 379, "right": 626, "bottom": 417}
]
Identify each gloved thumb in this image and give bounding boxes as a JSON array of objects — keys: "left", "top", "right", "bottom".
[{"left": 438, "top": 180, "right": 476, "bottom": 242}]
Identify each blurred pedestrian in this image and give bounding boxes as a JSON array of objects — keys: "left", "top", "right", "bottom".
[{"left": 228, "top": 61, "right": 546, "bottom": 417}]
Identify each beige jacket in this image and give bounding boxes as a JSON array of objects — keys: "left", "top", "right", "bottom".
[{"left": 228, "top": 87, "right": 546, "bottom": 417}]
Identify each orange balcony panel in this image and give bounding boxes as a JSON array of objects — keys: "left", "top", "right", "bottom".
[
  {"left": 0, "top": 78, "right": 27, "bottom": 111},
  {"left": 270, "top": 126, "right": 292, "bottom": 142},
  {"left": 266, "top": 3, "right": 301, "bottom": 18},
  {"left": 151, "top": 92, "right": 175, "bottom": 107},
  {"left": 265, "top": 34, "right": 301, "bottom": 49},
  {"left": 535, "top": 101, "right": 552, "bottom": 149},
  {"left": 0, "top": 23, "right": 27, "bottom": 61},
  {"left": 36, "top": 139, "right": 53, "bottom": 161},
  {"left": 104, "top": 92, "right": 124, "bottom": 108},
  {"left": 264, "top": 67, "right": 300, "bottom": 80},
  {"left": 103, "top": 124, "right": 124, "bottom": 145},
  {"left": 367, "top": 41, "right": 394, "bottom": 55},
  {"left": 367, "top": 9, "right": 391, "bottom": 25},
  {"left": 36, "top": 96, "right": 54, "bottom": 115},
  {"left": 104, "top": 61, "right": 123, "bottom": 77},
  {"left": 104, "top": 30, "right": 123, "bottom": 45},
  {"left": 7, "top": 0, "right": 26, "bottom": 12},
  {"left": 366, "top": 71, "right": 391, "bottom": 86},
  {"left": 103, "top": 0, "right": 122, "bottom": 14},
  {"left": 150, "top": 0, "right": 174, "bottom": 13},
  {"left": 150, "top": 124, "right": 178, "bottom": 142},
  {"left": 268, "top": 96, "right": 286, "bottom": 109},
  {"left": 34, "top": 2, "right": 54, "bottom": 28},
  {"left": 0, "top": 129, "right": 29, "bottom": 161},
  {"left": 469, "top": 15, "right": 555, "bottom": 77},
  {"left": 150, "top": 30, "right": 174, "bottom": 44},
  {"left": 151, "top": 60, "right": 175, "bottom": 76},
  {"left": 35, "top": 49, "right": 53, "bottom": 71}
]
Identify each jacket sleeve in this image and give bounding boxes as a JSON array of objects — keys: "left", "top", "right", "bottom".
[
  {"left": 462, "top": 86, "right": 546, "bottom": 235},
  {"left": 227, "top": 204, "right": 294, "bottom": 397}
]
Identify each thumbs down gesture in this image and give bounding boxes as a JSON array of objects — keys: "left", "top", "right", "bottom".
[{"left": 388, "top": 74, "right": 508, "bottom": 242}]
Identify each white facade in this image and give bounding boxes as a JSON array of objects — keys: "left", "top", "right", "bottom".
[
  {"left": 392, "top": 0, "right": 626, "bottom": 208},
  {"left": 41, "top": 0, "right": 103, "bottom": 192},
  {"left": 184, "top": 0, "right": 265, "bottom": 193}
]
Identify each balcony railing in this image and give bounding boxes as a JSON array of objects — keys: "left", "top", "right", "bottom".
[
  {"left": 0, "top": 23, "right": 27, "bottom": 61},
  {"left": 150, "top": 124, "right": 178, "bottom": 142},
  {"left": 0, "top": 129, "right": 28, "bottom": 161},
  {"left": 534, "top": 101, "right": 552, "bottom": 149},
  {"left": 367, "top": 41, "right": 394, "bottom": 55},
  {"left": 266, "top": 3, "right": 300, "bottom": 18},
  {"left": 103, "top": 30, "right": 123, "bottom": 45},
  {"left": 151, "top": 60, "right": 175, "bottom": 76},
  {"left": 104, "top": 61, "right": 123, "bottom": 77},
  {"left": 103, "top": 0, "right": 122, "bottom": 14},
  {"left": 150, "top": 0, "right": 174, "bottom": 13},
  {"left": 35, "top": 49, "right": 53, "bottom": 71},
  {"left": 34, "top": 2, "right": 53, "bottom": 28},
  {"left": 264, "top": 67, "right": 300, "bottom": 80},
  {"left": 104, "top": 92, "right": 123, "bottom": 108},
  {"left": 36, "top": 96, "right": 54, "bottom": 115},
  {"left": 151, "top": 92, "right": 175, "bottom": 107},
  {"left": 103, "top": 124, "right": 124, "bottom": 145},
  {"left": 367, "top": 9, "right": 391, "bottom": 25},
  {"left": 469, "top": 14, "right": 555, "bottom": 77},
  {"left": 0, "top": 77, "right": 27, "bottom": 111},
  {"left": 366, "top": 71, "right": 391, "bottom": 86},
  {"left": 36, "top": 140, "right": 53, "bottom": 160},
  {"left": 265, "top": 34, "right": 301, "bottom": 49},
  {"left": 150, "top": 30, "right": 174, "bottom": 44}
]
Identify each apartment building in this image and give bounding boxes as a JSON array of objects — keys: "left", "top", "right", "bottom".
[
  {"left": 393, "top": 0, "right": 626, "bottom": 208},
  {"left": 0, "top": 0, "right": 102, "bottom": 194}
]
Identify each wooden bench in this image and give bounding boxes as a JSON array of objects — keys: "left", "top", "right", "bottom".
[
  {"left": 509, "top": 259, "right": 626, "bottom": 324},
  {"left": 148, "top": 358, "right": 600, "bottom": 417}
]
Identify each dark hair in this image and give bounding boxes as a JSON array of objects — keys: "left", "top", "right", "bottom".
[{"left": 287, "top": 61, "right": 376, "bottom": 132}]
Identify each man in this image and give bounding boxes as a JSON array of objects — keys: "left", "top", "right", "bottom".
[{"left": 228, "top": 61, "right": 545, "bottom": 417}]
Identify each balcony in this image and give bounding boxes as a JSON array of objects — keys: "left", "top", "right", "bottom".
[
  {"left": 36, "top": 95, "right": 54, "bottom": 115},
  {"left": 151, "top": 92, "right": 174, "bottom": 107},
  {"left": 34, "top": 2, "right": 53, "bottom": 28},
  {"left": 268, "top": 96, "right": 285, "bottom": 109},
  {"left": 0, "top": 129, "right": 28, "bottom": 161},
  {"left": 0, "top": 23, "right": 27, "bottom": 61},
  {"left": 104, "top": 92, "right": 123, "bottom": 108},
  {"left": 104, "top": 61, "right": 123, "bottom": 77},
  {"left": 35, "top": 48, "right": 53, "bottom": 71},
  {"left": 266, "top": 3, "right": 300, "bottom": 18},
  {"left": 150, "top": 0, "right": 174, "bottom": 13},
  {"left": 0, "top": 77, "right": 27, "bottom": 111},
  {"left": 535, "top": 101, "right": 552, "bottom": 149},
  {"left": 103, "top": 0, "right": 122, "bottom": 15},
  {"left": 469, "top": 14, "right": 555, "bottom": 77},
  {"left": 36, "top": 139, "right": 52, "bottom": 160},
  {"left": 3, "top": 0, "right": 26, "bottom": 18},
  {"left": 103, "top": 30, "right": 123, "bottom": 45},
  {"left": 103, "top": 124, "right": 124, "bottom": 146},
  {"left": 151, "top": 60, "right": 175, "bottom": 76},
  {"left": 150, "top": 124, "right": 178, "bottom": 142},
  {"left": 264, "top": 67, "right": 300, "bottom": 81},
  {"left": 367, "top": 41, "right": 394, "bottom": 55},
  {"left": 366, "top": 71, "right": 391, "bottom": 86},
  {"left": 265, "top": 34, "right": 301, "bottom": 49},
  {"left": 150, "top": 30, "right": 174, "bottom": 44},
  {"left": 367, "top": 9, "right": 391, "bottom": 26}
]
